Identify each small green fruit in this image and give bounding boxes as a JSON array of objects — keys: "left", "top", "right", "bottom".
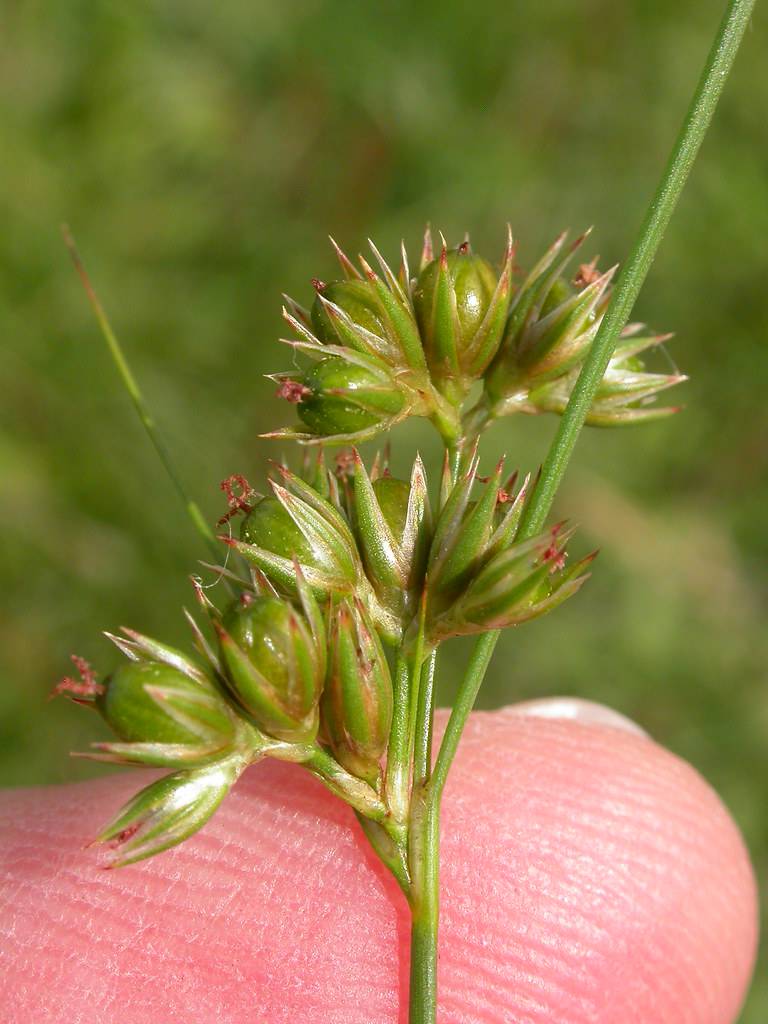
[
  {"left": 321, "top": 599, "right": 393, "bottom": 785},
  {"left": 297, "top": 357, "right": 406, "bottom": 437},
  {"left": 412, "top": 238, "right": 513, "bottom": 401},
  {"left": 311, "top": 280, "right": 388, "bottom": 347},
  {"left": 97, "top": 661, "right": 235, "bottom": 747},
  {"left": 240, "top": 496, "right": 316, "bottom": 566},
  {"left": 414, "top": 247, "right": 497, "bottom": 352},
  {"left": 218, "top": 595, "right": 324, "bottom": 742}
]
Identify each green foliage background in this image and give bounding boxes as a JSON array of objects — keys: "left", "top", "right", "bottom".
[{"left": 1, "top": 1, "right": 765, "bottom": 1017}]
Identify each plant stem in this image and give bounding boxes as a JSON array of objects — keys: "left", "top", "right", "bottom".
[
  {"left": 62, "top": 226, "right": 221, "bottom": 563},
  {"left": 440, "top": 0, "right": 757, "bottom": 778},
  {"left": 302, "top": 746, "right": 393, "bottom": 825},
  {"left": 385, "top": 653, "right": 412, "bottom": 823},
  {"left": 519, "top": 0, "right": 757, "bottom": 540},
  {"left": 406, "top": 596, "right": 428, "bottom": 769},
  {"left": 413, "top": 650, "right": 437, "bottom": 788},
  {"left": 407, "top": 2, "right": 756, "bottom": 1019}
]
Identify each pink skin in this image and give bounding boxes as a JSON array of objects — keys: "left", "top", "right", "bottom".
[{"left": 0, "top": 705, "right": 757, "bottom": 1023}]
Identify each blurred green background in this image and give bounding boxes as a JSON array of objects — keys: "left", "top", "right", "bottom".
[{"left": 1, "top": 0, "right": 765, "bottom": 1017}]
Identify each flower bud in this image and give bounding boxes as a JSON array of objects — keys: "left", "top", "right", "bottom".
[
  {"left": 321, "top": 599, "right": 393, "bottom": 785},
  {"left": 94, "top": 758, "right": 243, "bottom": 867},
  {"left": 296, "top": 357, "right": 407, "bottom": 439},
  {"left": 217, "top": 589, "right": 325, "bottom": 743},
  {"left": 413, "top": 232, "right": 513, "bottom": 401}
]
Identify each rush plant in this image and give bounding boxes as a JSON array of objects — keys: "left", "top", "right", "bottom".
[{"left": 56, "top": 3, "right": 755, "bottom": 1020}]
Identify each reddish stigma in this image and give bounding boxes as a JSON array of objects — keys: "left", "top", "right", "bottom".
[
  {"left": 112, "top": 823, "right": 141, "bottom": 847},
  {"left": 276, "top": 379, "right": 311, "bottom": 404},
  {"left": 573, "top": 257, "right": 601, "bottom": 288},
  {"left": 218, "top": 474, "right": 257, "bottom": 526},
  {"left": 541, "top": 524, "right": 568, "bottom": 571},
  {"left": 334, "top": 449, "right": 356, "bottom": 479},
  {"left": 51, "top": 655, "right": 104, "bottom": 701}
]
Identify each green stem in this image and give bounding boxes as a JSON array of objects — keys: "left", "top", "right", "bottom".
[
  {"left": 407, "top": 3, "right": 756, "bottom": 1020},
  {"left": 302, "top": 746, "right": 394, "bottom": 827},
  {"left": 413, "top": 650, "right": 437, "bottom": 788},
  {"left": 408, "top": 783, "right": 440, "bottom": 1023},
  {"left": 441, "top": 0, "right": 757, "bottom": 774},
  {"left": 385, "top": 652, "right": 413, "bottom": 823},
  {"left": 62, "top": 226, "right": 221, "bottom": 563},
  {"left": 406, "top": 596, "right": 428, "bottom": 770},
  {"left": 519, "top": 0, "right": 757, "bottom": 538}
]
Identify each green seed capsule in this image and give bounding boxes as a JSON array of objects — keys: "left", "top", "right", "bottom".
[
  {"left": 349, "top": 453, "right": 432, "bottom": 628},
  {"left": 321, "top": 600, "right": 393, "bottom": 785},
  {"left": 372, "top": 477, "right": 411, "bottom": 539},
  {"left": 95, "top": 759, "right": 242, "bottom": 868},
  {"left": 415, "top": 248, "right": 496, "bottom": 349},
  {"left": 218, "top": 595, "right": 323, "bottom": 742},
  {"left": 236, "top": 478, "right": 362, "bottom": 597},
  {"left": 411, "top": 240, "right": 512, "bottom": 401},
  {"left": 240, "top": 496, "right": 316, "bottom": 566},
  {"left": 297, "top": 357, "right": 406, "bottom": 437},
  {"left": 97, "top": 661, "right": 235, "bottom": 748},
  {"left": 311, "top": 280, "right": 388, "bottom": 348}
]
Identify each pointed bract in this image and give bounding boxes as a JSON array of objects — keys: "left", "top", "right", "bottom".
[
  {"left": 474, "top": 229, "right": 684, "bottom": 431},
  {"left": 321, "top": 599, "right": 393, "bottom": 786},
  {"left": 94, "top": 759, "right": 243, "bottom": 867}
]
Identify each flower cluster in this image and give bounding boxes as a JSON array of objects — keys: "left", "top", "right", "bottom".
[
  {"left": 270, "top": 228, "right": 684, "bottom": 446},
  {"left": 56, "top": 224, "right": 681, "bottom": 869},
  {"left": 57, "top": 446, "right": 591, "bottom": 865}
]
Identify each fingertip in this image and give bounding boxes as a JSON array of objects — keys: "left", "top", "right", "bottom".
[
  {"left": 505, "top": 695, "right": 649, "bottom": 736},
  {"left": 440, "top": 707, "right": 758, "bottom": 1022},
  {"left": 0, "top": 709, "right": 758, "bottom": 1024}
]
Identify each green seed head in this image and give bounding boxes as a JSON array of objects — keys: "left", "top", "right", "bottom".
[
  {"left": 95, "top": 760, "right": 242, "bottom": 868},
  {"left": 412, "top": 236, "right": 513, "bottom": 401},
  {"left": 296, "top": 357, "right": 406, "bottom": 438},
  {"left": 349, "top": 452, "right": 432, "bottom": 628},
  {"left": 371, "top": 476, "right": 411, "bottom": 540},
  {"left": 415, "top": 246, "right": 497, "bottom": 350},
  {"left": 240, "top": 496, "right": 316, "bottom": 565},
  {"left": 218, "top": 594, "right": 323, "bottom": 742},
  {"left": 321, "top": 599, "right": 393, "bottom": 785},
  {"left": 311, "top": 280, "right": 388, "bottom": 347},
  {"left": 97, "top": 661, "right": 235, "bottom": 749},
  {"left": 234, "top": 474, "right": 362, "bottom": 597}
]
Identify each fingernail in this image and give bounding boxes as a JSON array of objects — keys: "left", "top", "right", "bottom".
[{"left": 508, "top": 697, "right": 648, "bottom": 737}]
